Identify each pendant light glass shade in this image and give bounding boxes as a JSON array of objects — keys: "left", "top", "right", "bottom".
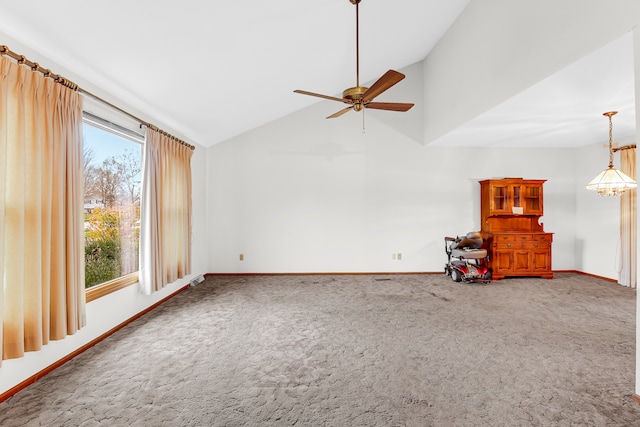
[
  {"left": 586, "top": 166, "right": 636, "bottom": 196},
  {"left": 586, "top": 111, "right": 636, "bottom": 197}
]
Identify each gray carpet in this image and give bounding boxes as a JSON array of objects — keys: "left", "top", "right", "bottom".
[{"left": 1, "top": 273, "right": 638, "bottom": 426}]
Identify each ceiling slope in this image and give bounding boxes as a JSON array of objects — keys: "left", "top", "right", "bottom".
[
  {"left": 0, "top": 0, "right": 470, "bottom": 147},
  {"left": 428, "top": 32, "right": 636, "bottom": 148}
]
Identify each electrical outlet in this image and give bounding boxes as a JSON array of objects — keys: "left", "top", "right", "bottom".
[
  {"left": 239, "top": 253, "right": 244, "bottom": 261},
  {"left": 392, "top": 253, "right": 397, "bottom": 260},
  {"left": 397, "top": 253, "right": 402, "bottom": 260}
]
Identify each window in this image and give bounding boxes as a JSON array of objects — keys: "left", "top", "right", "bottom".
[{"left": 82, "top": 112, "right": 143, "bottom": 301}]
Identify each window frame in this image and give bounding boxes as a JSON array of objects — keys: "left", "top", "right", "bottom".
[
  {"left": 86, "top": 272, "right": 139, "bottom": 302},
  {"left": 82, "top": 111, "right": 144, "bottom": 301}
]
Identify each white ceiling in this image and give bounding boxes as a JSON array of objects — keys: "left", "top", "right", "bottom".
[
  {"left": 0, "top": 0, "right": 469, "bottom": 147},
  {"left": 0, "top": 1, "right": 635, "bottom": 149},
  {"left": 429, "top": 32, "right": 637, "bottom": 148}
]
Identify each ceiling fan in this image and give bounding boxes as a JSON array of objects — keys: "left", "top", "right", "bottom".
[{"left": 294, "top": 0, "right": 414, "bottom": 119}]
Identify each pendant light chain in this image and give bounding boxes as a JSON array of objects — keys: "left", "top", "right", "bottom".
[{"left": 607, "top": 112, "right": 614, "bottom": 168}]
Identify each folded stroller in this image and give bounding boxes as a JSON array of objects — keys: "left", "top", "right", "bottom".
[{"left": 444, "top": 232, "right": 492, "bottom": 283}]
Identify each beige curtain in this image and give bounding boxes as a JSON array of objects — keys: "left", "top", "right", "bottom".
[
  {"left": 619, "top": 148, "right": 636, "bottom": 288},
  {"left": 0, "top": 57, "right": 86, "bottom": 363},
  {"left": 139, "top": 128, "right": 192, "bottom": 295}
]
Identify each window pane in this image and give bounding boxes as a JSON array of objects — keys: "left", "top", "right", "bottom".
[{"left": 83, "top": 122, "right": 142, "bottom": 289}]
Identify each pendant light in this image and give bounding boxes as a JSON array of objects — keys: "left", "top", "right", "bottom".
[{"left": 585, "top": 111, "right": 637, "bottom": 196}]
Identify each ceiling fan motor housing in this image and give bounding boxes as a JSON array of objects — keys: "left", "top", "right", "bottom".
[
  {"left": 343, "top": 86, "right": 368, "bottom": 111},
  {"left": 343, "top": 86, "right": 368, "bottom": 100}
]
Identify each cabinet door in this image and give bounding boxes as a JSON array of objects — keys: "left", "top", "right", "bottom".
[
  {"left": 490, "top": 184, "right": 511, "bottom": 214},
  {"left": 513, "top": 250, "right": 531, "bottom": 272},
  {"left": 522, "top": 183, "right": 543, "bottom": 215},
  {"left": 531, "top": 250, "right": 551, "bottom": 272},
  {"left": 494, "top": 250, "right": 514, "bottom": 273}
]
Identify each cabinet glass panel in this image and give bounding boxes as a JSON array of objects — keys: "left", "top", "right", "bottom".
[
  {"left": 524, "top": 186, "right": 541, "bottom": 212},
  {"left": 492, "top": 186, "right": 508, "bottom": 211},
  {"left": 513, "top": 186, "right": 521, "bottom": 208}
]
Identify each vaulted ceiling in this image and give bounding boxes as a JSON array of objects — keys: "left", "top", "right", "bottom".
[
  {"left": 0, "top": 1, "right": 635, "bottom": 148},
  {"left": 0, "top": 0, "right": 469, "bottom": 147},
  {"left": 430, "top": 31, "right": 637, "bottom": 148}
]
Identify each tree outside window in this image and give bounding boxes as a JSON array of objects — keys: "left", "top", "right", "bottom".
[{"left": 83, "top": 123, "right": 142, "bottom": 288}]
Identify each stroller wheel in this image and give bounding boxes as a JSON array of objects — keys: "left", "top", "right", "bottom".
[
  {"left": 484, "top": 270, "right": 492, "bottom": 281},
  {"left": 444, "top": 266, "right": 451, "bottom": 276},
  {"left": 451, "top": 269, "right": 463, "bottom": 282}
]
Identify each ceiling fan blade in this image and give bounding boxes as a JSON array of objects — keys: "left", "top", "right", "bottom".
[
  {"left": 365, "top": 102, "right": 414, "bottom": 112},
  {"left": 294, "top": 90, "right": 347, "bottom": 103},
  {"left": 326, "top": 106, "right": 353, "bottom": 119},
  {"left": 362, "top": 70, "right": 405, "bottom": 102}
]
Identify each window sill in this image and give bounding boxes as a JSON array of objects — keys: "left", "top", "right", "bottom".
[{"left": 86, "top": 272, "right": 139, "bottom": 302}]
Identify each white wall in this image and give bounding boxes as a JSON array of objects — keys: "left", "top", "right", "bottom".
[
  {"left": 575, "top": 137, "right": 638, "bottom": 280},
  {"left": 207, "top": 0, "right": 640, "bottom": 277},
  {"left": 207, "top": 62, "right": 578, "bottom": 274}
]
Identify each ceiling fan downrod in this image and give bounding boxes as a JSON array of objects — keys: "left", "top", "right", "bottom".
[
  {"left": 351, "top": 0, "right": 361, "bottom": 88},
  {"left": 343, "top": 0, "right": 365, "bottom": 110}
]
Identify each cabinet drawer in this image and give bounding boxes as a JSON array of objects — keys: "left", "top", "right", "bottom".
[
  {"left": 533, "top": 234, "right": 552, "bottom": 242},
  {"left": 523, "top": 242, "right": 550, "bottom": 250},
  {"left": 494, "top": 235, "right": 516, "bottom": 242},
  {"left": 513, "top": 234, "right": 533, "bottom": 242}
]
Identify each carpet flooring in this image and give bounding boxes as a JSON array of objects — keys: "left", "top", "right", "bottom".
[{"left": 1, "top": 273, "right": 639, "bottom": 426}]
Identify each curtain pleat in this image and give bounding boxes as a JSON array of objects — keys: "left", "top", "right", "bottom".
[
  {"left": 139, "top": 128, "right": 192, "bottom": 295},
  {"left": 619, "top": 148, "right": 636, "bottom": 288},
  {"left": 0, "top": 57, "right": 85, "bottom": 364}
]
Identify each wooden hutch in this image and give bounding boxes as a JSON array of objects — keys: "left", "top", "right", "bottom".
[{"left": 479, "top": 178, "right": 553, "bottom": 280}]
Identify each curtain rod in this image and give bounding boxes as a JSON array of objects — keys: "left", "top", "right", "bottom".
[
  {"left": 0, "top": 44, "right": 195, "bottom": 151},
  {"left": 612, "top": 144, "right": 636, "bottom": 153}
]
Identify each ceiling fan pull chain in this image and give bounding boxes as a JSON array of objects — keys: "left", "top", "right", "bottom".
[{"left": 362, "top": 108, "right": 366, "bottom": 133}]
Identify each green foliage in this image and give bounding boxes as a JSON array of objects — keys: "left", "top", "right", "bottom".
[
  {"left": 85, "top": 208, "right": 120, "bottom": 240},
  {"left": 84, "top": 208, "right": 123, "bottom": 288},
  {"left": 85, "top": 236, "right": 121, "bottom": 288}
]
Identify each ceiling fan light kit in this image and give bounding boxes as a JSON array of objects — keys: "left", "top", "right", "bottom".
[
  {"left": 586, "top": 111, "right": 637, "bottom": 197},
  {"left": 294, "top": 0, "right": 414, "bottom": 119}
]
